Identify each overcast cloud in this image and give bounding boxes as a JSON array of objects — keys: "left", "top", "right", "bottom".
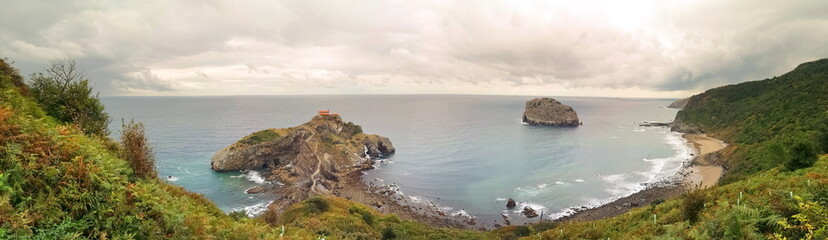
[{"left": 1, "top": 0, "right": 826, "bottom": 97}]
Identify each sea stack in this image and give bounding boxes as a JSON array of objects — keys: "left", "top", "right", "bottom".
[{"left": 522, "top": 98, "right": 581, "bottom": 126}]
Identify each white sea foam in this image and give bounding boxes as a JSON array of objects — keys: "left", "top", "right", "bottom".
[
  {"left": 409, "top": 196, "right": 424, "bottom": 203},
  {"left": 537, "top": 183, "right": 548, "bottom": 188},
  {"left": 241, "top": 170, "right": 266, "bottom": 184},
  {"left": 555, "top": 181, "right": 565, "bottom": 185},
  {"left": 451, "top": 209, "right": 474, "bottom": 218},
  {"left": 574, "top": 179, "right": 584, "bottom": 182},
  {"left": 495, "top": 198, "right": 507, "bottom": 201},
  {"left": 165, "top": 176, "right": 179, "bottom": 182},
  {"left": 235, "top": 201, "right": 274, "bottom": 217},
  {"left": 632, "top": 128, "right": 646, "bottom": 132}
]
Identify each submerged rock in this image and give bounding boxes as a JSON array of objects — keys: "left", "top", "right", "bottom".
[
  {"left": 245, "top": 186, "right": 268, "bottom": 194},
  {"left": 522, "top": 98, "right": 581, "bottom": 126}
]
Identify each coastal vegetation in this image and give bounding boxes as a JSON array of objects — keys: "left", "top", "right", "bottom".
[
  {"left": 1, "top": 55, "right": 827, "bottom": 239},
  {"left": 675, "top": 59, "right": 828, "bottom": 182}
]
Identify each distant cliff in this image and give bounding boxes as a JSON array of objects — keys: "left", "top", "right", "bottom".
[
  {"left": 522, "top": 98, "right": 581, "bottom": 126},
  {"left": 667, "top": 97, "right": 690, "bottom": 109}
]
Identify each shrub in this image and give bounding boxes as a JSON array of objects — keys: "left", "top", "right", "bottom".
[
  {"left": 120, "top": 119, "right": 157, "bottom": 179},
  {"left": 785, "top": 140, "right": 818, "bottom": 171},
  {"left": 682, "top": 190, "right": 706, "bottom": 223},
  {"left": 349, "top": 206, "right": 374, "bottom": 225},
  {"left": 343, "top": 122, "right": 363, "bottom": 137},
  {"left": 28, "top": 58, "right": 110, "bottom": 136},
  {"left": 381, "top": 226, "right": 396, "bottom": 240},
  {"left": 305, "top": 197, "right": 330, "bottom": 213},
  {"left": 513, "top": 226, "right": 531, "bottom": 237}
]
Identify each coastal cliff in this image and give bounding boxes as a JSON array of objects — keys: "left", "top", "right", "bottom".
[
  {"left": 522, "top": 98, "right": 581, "bottom": 126},
  {"left": 667, "top": 97, "right": 690, "bottom": 109}
]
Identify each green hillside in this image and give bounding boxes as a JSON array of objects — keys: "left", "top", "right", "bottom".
[
  {"left": 521, "top": 59, "right": 828, "bottom": 239},
  {"left": 675, "top": 59, "right": 828, "bottom": 183}
]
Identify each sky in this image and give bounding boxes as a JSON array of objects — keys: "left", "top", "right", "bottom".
[{"left": 1, "top": 0, "right": 826, "bottom": 98}]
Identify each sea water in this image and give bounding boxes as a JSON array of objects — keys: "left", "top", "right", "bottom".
[{"left": 103, "top": 95, "right": 689, "bottom": 224}]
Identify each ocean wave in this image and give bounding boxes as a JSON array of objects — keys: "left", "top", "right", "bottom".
[
  {"left": 555, "top": 181, "right": 565, "bottom": 185},
  {"left": 165, "top": 176, "right": 179, "bottom": 182},
  {"left": 235, "top": 201, "right": 274, "bottom": 217},
  {"left": 574, "top": 179, "right": 584, "bottom": 182},
  {"left": 537, "top": 183, "right": 548, "bottom": 189},
  {"left": 495, "top": 198, "right": 507, "bottom": 201}
]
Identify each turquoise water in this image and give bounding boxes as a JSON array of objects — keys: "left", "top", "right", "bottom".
[{"left": 103, "top": 95, "right": 688, "bottom": 225}]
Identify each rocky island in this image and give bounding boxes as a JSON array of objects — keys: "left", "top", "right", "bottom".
[
  {"left": 522, "top": 98, "right": 581, "bottom": 126},
  {"left": 211, "top": 113, "right": 395, "bottom": 211},
  {"left": 210, "top": 112, "right": 474, "bottom": 228}
]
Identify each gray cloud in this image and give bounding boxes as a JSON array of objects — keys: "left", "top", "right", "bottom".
[{"left": 0, "top": 0, "right": 826, "bottom": 96}]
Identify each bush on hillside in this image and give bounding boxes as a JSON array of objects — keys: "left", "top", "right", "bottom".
[
  {"left": 0, "top": 57, "right": 29, "bottom": 96},
  {"left": 682, "top": 190, "right": 707, "bottom": 223},
  {"left": 28, "top": 58, "right": 110, "bottom": 136},
  {"left": 120, "top": 119, "right": 157, "bottom": 179},
  {"left": 785, "top": 140, "right": 818, "bottom": 171}
]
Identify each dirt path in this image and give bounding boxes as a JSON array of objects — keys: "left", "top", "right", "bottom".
[{"left": 303, "top": 128, "right": 325, "bottom": 195}]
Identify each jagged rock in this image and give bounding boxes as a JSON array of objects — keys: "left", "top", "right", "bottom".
[
  {"left": 522, "top": 98, "right": 581, "bottom": 126},
  {"left": 360, "top": 135, "right": 396, "bottom": 159},
  {"left": 245, "top": 186, "right": 268, "bottom": 194},
  {"left": 506, "top": 198, "right": 516, "bottom": 209},
  {"left": 522, "top": 206, "right": 539, "bottom": 218},
  {"left": 501, "top": 213, "right": 512, "bottom": 225}
]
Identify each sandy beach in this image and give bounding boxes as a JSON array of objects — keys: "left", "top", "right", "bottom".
[
  {"left": 558, "top": 132, "right": 728, "bottom": 223},
  {"left": 683, "top": 134, "right": 727, "bottom": 189}
]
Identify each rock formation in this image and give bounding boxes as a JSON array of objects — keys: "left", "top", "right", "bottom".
[
  {"left": 522, "top": 98, "right": 581, "bottom": 126},
  {"left": 522, "top": 206, "right": 539, "bottom": 218},
  {"left": 506, "top": 198, "right": 516, "bottom": 209},
  {"left": 211, "top": 114, "right": 394, "bottom": 172},
  {"left": 210, "top": 114, "right": 395, "bottom": 212}
]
